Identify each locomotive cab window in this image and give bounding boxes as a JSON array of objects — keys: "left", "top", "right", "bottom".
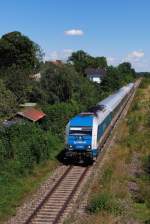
[{"left": 69, "top": 127, "right": 92, "bottom": 135}]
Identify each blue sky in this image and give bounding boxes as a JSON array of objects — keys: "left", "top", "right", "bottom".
[{"left": 0, "top": 0, "right": 150, "bottom": 71}]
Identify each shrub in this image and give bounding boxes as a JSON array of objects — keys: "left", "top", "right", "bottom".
[
  {"left": 140, "top": 79, "right": 150, "bottom": 89},
  {"left": 145, "top": 220, "right": 150, "bottom": 224},
  {"left": 146, "top": 111, "right": 150, "bottom": 127},
  {"left": 41, "top": 101, "right": 81, "bottom": 138},
  {"left": 0, "top": 139, "right": 6, "bottom": 162},
  {"left": 131, "top": 101, "right": 140, "bottom": 112},
  {"left": 143, "top": 155, "right": 150, "bottom": 176},
  {"left": 102, "top": 167, "right": 113, "bottom": 184},
  {"left": 88, "top": 192, "right": 123, "bottom": 215},
  {"left": 0, "top": 123, "right": 62, "bottom": 175},
  {"left": 0, "top": 79, "right": 17, "bottom": 118}
]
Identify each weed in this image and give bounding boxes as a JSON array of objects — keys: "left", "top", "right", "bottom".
[
  {"left": 143, "top": 155, "right": 150, "bottom": 176},
  {"left": 131, "top": 101, "right": 140, "bottom": 111},
  {"left": 145, "top": 220, "right": 150, "bottom": 224},
  {"left": 133, "top": 203, "right": 150, "bottom": 222},
  {"left": 101, "top": 167, "right": 113, "bottom": 184},
  {"left": 88, "top": 192, "right": 123, "bottom": 216}
]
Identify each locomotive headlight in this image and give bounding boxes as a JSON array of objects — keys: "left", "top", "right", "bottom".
[
  {"left": 88, "top": 145, "right": 91, "bottom": 149},
  {"left": 69, "top": 145, "right": 73, "bottom": 150}
]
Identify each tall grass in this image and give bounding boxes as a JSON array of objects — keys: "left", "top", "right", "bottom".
[
  {"left": 88, "top": 192, "right": 123, "bottom": 216},
  {"left": 86, "top": 78, "right": 150, "bottom": 223}
]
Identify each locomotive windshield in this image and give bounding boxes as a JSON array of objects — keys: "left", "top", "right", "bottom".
[{"left": 69, "top": 127, "right": 92, "bottom": 135}]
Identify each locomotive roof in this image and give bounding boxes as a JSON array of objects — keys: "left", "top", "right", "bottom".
[{"left": 69, "top": 114, "right": 93, "bottom": 127}]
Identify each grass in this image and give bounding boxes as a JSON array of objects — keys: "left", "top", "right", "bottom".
[
  {"left": 133, "top": 203, "right": 150, "bottom": 222},
  {"left": 88, "top": 192, "right": 123, "bottom": 216},
  {"left": 67, "top": 78, "right": 150, "bottom": 224},
  {"left": 0, "top": 155, "right": 61, "bottom": 223}
]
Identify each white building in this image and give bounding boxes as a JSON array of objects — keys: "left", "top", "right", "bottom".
[{"left": 85, "top": 68, "right": 106, "bottom": 84}]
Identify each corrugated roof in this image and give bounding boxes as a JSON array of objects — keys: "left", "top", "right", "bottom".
[{"left": 17, "top": 108, "right": 46, "bottom": 122}]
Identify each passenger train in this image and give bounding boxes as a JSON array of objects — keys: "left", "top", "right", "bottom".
[{"left": 65, "top": 83, "right": 135, "bottom": 161}]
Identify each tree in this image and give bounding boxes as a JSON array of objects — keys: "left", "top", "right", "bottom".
[
  {"left": 68, "top": 50, "right": 107, "bottom": 75},
  {"left": 0, "top": 66, "right": 32, "bottom": 103},
  {"left": 118, "top": 62, "right": 136, "bottom": 83},
  {"left": 0, "top": 79, "right": 17, "bottom": 118},
  {"left": 0, "top": 31, "right": 44, "bottom": 103},
  {"left": 0, "top": 31, "right": 43, "bottom": 72},
  {"left": 101, "top": 66, "right": 122, "bottom": 92},
  {"left": 41, "top": 63, "right": 79, "bottom": 104},
  {"left": 68, "top": 50, "right": 94, "bottom": 74},
  {"left": 101, "top": 62, "right": 136, "bottom": 93},
  {"left": 92, "top": 57, "right": 107, "bottom": 69},
  {"left": 118, "top": 62, "right": 132, "bottom": 73},
  {"left": 26, "top": 80, "right": 48, "bottom": 104}
]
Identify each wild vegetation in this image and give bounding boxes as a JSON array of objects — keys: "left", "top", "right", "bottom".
[
  {"left": 0, "top": 79, "right": 17, "bottom": 119},
  {"left": 0, "top": 31, "right": 137, "bottom": 222},
  {"left": 68, "top": 78, "right": 150, "bottom": 224}
]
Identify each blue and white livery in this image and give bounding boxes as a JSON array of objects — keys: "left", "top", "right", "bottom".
[{"left": 65, "top": 83, "right": 134, "bottom": 161}]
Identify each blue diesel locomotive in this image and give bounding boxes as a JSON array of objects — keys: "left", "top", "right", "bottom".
[{"left": 65, "top": 83, "right": 134, "bottom": 161}]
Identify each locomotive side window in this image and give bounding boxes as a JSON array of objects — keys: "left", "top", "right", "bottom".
[{"left": 69, "top": 127, "right": 92, "bottom": 135}]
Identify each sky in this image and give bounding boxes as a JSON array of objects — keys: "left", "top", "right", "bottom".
[{"left": 0, "top": 0, "right": 150, "bottom": 72}]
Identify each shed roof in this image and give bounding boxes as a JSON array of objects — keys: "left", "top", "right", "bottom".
[{"left": 17, "top": 108, "right": 46, "bottom": 122}]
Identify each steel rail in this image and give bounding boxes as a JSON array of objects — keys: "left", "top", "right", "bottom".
[
  {"left": 24, "top": 165, "right": 72, "bottom": 224},
  {"left": 52, "top": 167, "right": 89, "bottom": 224}
]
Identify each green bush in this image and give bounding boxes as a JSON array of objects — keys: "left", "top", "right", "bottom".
[
  {"left": 146, "top": 110, "right": 150, "bottom": 127},
  {"left": 88, "top": 192, "right": 123, "bottom": 215},
  {"left": 0, "top": 139, "right": 6, "bottom": 162},
  {"left": 0, "top": 123, "right": 62, "bottom": 175},
  {"left": 140, "top": 78, "right": 150, "bottom": 89},
  {"left": 131, "top": 101, "right": 140, "bottom": 112},
  {"left": 102, "top": 167, "right": 113, "bottom": 184},
  {"left": 0, "top": 79, "right": 17, "bottom": 118},
  {"left": 143, "top": 155, "right": 150, "bottom": 176},
  {"left": 145, "top": 220, "right": 150, "bottom": 224},
  {"left": 41, "top": 101, "right": 81, "bottom": 138}
]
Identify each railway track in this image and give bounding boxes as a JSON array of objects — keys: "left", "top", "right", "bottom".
[{"left": 25, "top": 166, "right": 90, "bottom": 224}]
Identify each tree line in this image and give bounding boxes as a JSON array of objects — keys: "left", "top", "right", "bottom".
[{"left": 0, "top": 31, "right": 136, "bottom": 175}]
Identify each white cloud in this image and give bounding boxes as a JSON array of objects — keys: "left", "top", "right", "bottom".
[
  {"left": 107, "top": 51, "right": 150, "bottom": 72},
  {"left": 131, "top": 59, "right": 150, "bottom": 72},
  {"left": 64, "top": 29, "right": 84, "bottom": 36},
  {"left": 107, "top": 56, "right": 121, "bottom": 66},
  {"left": 125, "top": 50, "right": 144, "bottom": 62},
  {"left": 44, "top": 49, "right": 73, "bottom": 61},
  {"left": 121, "top": 50, "right": 150, "bottom": 72},
  {"left": 128, "top": 50, "right": 144, "bottom": 58}
]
